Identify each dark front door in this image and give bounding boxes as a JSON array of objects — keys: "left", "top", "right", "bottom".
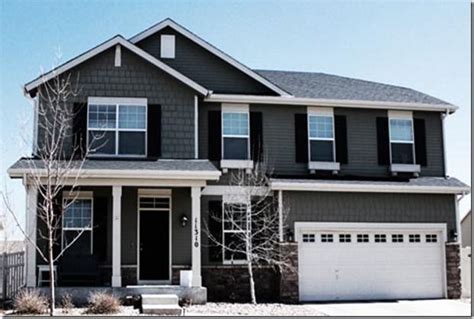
[{"left": 139, "top": 211, "right": 170, "bottom": 281}]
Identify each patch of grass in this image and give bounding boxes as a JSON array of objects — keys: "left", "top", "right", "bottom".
[
  {"left": 13, "top": 289, "right": 48, "bottom": 314},
  {"left": 85, "top": 292, "right": 120, "bottom": 314}
]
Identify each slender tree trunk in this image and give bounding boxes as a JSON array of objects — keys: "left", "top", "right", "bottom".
[
  {"left": 247, "top": 260, "right": 256, "bottom": 304},
  {"left": 48, "top": 225, "right": 55, "bottom": 315}
]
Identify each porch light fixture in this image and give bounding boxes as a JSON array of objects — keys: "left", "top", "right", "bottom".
[
  {"left": 180, "top": 215, "right": 188, "bottom": 227},
  {"left": 286, "top": 229, "right": 294, "bottom": 242}
]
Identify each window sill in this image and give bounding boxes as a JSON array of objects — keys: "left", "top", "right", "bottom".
[
  {"left": 223, "top": 260, "right": 247, "bottom": 265},
  {"left": 220, "top": 160, "right": 253, "bottom": 172},
  {"left": 308, "top": 161, "right": 340, "bottom": 171},
  {"left": 390, "top": 163, "right": 421, "bottom": 173}
]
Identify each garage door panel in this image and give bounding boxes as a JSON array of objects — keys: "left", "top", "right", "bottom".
[{"left": 298, "top": 226, "right": 445, "bottom": 301}]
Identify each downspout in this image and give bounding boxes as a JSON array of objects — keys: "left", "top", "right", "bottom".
[{"left": 441, "top": 109, "right": 449, "bottom": 178}]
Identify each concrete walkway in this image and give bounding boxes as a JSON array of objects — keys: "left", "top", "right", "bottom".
[{"left": 308, "top": 299, "right": 471, "bottom": 316}]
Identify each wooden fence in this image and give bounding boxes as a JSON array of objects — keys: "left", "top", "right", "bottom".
[{"left": 1, "top": 251, "right": 25, "bottom": 302}]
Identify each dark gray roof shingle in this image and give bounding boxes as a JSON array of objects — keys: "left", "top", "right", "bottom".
[
  {"left": 9, "top": 158, "right": 219, "bottom": 172},
  {"left": 256, "top": 70, "right": 450, "bottom": 105},
  {"left": 271, "top": 177, "right": 469, "bottom": 190}
]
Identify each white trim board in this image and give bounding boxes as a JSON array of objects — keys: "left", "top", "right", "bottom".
[
  {"left": 205, "top": 94, "right": 458, "bottom": 113},
  {"left": 129, "top": 18, "right": 290, "bottom": 97},
  {"left": 270, "top": 180, "right": 470, "bottom": 195},
  {"left": 24, "top": 36, "right": 208, "bottom": 96}
]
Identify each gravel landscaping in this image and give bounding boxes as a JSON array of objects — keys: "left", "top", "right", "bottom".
[{"left": 185, "top": 302, "right": 325, "bottom": 316}]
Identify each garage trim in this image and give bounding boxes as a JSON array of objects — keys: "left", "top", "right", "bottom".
[{"left": 294, "top": 222, "right": 448, "bottom": 300}]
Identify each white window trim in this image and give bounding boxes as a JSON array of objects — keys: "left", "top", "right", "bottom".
[
  {"left": 160, "top": 34, "right": 175, "bottom": 59},
  {"left": 388, "top": 110, "right": 420, "bottom": 173},
  {"left": 220, "top": 104, "right": 252, "bottom": 169},
  {"left": 87, "top": 97, "right": 148, "bottom": 158},
  {"left": 61, "top": 192, "right": 94, "bottom": 255},
  {"left": 222, "top": 195, "right": 250, "bottom": 265},
  {"left": 307, "top": 107, "right": 339, "bottom": 171}
]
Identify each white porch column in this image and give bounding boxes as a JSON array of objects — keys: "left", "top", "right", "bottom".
[
  {"left": 191, "top": 186, "right": 202, "bottom": 287},
  {"left": 25, "top": 184, "right": 38, "bottom": 287},
  {"left": 112, "top": 185, "right": 122, "bottom": 287},
  {"left": 278, "top": 190, "right": 284, "bottom": 242}
]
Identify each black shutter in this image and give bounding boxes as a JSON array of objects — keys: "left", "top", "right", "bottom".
[
  {"left": 335, "top": 115, "right": 348, "bottom": 164},
  {"left": 208, "top": 200, "right": 222, "bottom": 262},
  {"left": 93, "top": 197, "right": 108, "bottom": 262},
  {"left": 414, "top": 118, "right": 427, "bottom": 166},
  {"left": 250, "top": 112, "right": 263, "bottom": 162},
  {"left": 208, "top": 111, "right": 222, "bottom": 161},
  {"left": 295, "top": 114, "right": 308, "bottom": 163},
  {"left": 147, "top": 104, "right": 161, "bottom": 159},
  {"left": 72, "top": 103, "right": 87, "bottom": 159},
  {"left": 376, "top": 117, "right": 390, "bottom": 165}
]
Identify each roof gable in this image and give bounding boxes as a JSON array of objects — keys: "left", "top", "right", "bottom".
[
  {"left": 24, "top": 35, "right": 208, "bottom": 96},
  {"left": 130, "top": 19, "right": 290, "bottom": 96}
]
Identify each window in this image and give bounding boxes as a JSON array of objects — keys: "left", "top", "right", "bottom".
[
  {"left": 160, "top": 35, "right": 175, "bottom": 58},
  {"left": 302, "top": 234, "right": 315, "bottom": 243},
  {"left": 321, "top": 234, "right": 334, "bottom": 243},
  {"left": 357, "top": 234, "right": 369, "bottom": 243},
  {"left": 389, "top": 115, "right": 415, "bottom": 164},
  {"left": 339, "top": 234, "right": 351, "bottom": 243},
  {"left": 222, "top": 112, "right": 249, "bottom": 160},
  {"left": 62, "top": 196, "right": 93, "bottom": 255},
  {"left": 223, "top": 202, "right": 248, "bottom": 263},
  {"left": 392, "top": 234, "right": 404, "bottom": 243},
  {"left": 375, "top": 234, "right": 387, "bottom": 243},
  {"left": 308, "top": 114, "right": 335, "bottom": 162},
  {"left": 88, "top": 98, "right": 147, "bottom": 156},
  {"left": 426, "top": 234, "right": 438, "bottom": 243},
  {"left": 409, "top": 234, "right": 421, "bottom": 243}
]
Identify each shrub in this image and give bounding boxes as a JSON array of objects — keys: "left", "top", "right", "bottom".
[
  {"left": 60, "top": 293, "right": 74, "bottom": 313},
  {"left": 13, "top": 289, "right": 48, "bottom": 314},
  {"left": 85, "top": 292, "right": 120, "bottom": 314}
]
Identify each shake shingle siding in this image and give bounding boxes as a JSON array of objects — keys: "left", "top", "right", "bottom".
[
  {"left": 136, "top": 27, "right": 276, "bottom": 95},
  {"left": 36, "top": 46, "right": 196, "bottom": 159},
  {"left": 284, "top": 191, "right": 456, "bottom": 240}
]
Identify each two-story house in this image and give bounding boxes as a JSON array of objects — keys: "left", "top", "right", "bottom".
[{"left": 8, "top": 18, "right": 470, "bottom": 303}]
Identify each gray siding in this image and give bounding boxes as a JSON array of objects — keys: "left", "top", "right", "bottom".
[
  {"left": 199, "top": 103, "right": 445, "bottom": 177},
  {"left": 284, "top": 191, "right": 456, "bottom": 241},
  {"left": 36, "top": 46, "right": 196, "bottom": 159},
  {"left": 136, "top": 27, "right": 276, "bottom": 95}
]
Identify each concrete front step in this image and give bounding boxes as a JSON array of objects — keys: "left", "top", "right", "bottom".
[
  {"left": 142, "top": 293, "right": 179, "bottom": 306},
  {"left": 142, "top": 304, "right": 183, "bottom": 315}
]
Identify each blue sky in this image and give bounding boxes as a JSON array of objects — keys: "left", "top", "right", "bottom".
[{"left": 0, "top": 0, "right": 470, "bottom": 238}]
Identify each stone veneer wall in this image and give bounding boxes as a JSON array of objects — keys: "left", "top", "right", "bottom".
[
  {"left": 201, "top": 265, "right": 280, "bottom": 303},
  {"left": 446, "top": 242, "right": 462, "bottom": 299},
  {"left": 279, "top": 242, "right": 299, "bottom": 303}
]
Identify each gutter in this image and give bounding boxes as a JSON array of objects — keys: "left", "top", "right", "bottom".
[{"left": 204, "top": 94, "right": 458, "bottom": 113}]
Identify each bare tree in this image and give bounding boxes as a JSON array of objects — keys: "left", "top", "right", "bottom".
[
  {"left": 204, "top": 162, "right": 293, "bottom": 304},
  {"left": 1, "top": 61, "right": 98, "bottom": 315}
]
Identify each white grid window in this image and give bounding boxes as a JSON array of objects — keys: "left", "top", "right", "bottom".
[
  {"left": 223, "top": 202, "right": 248, "bottom": 263},
  {"left": 392, "top": 234, "right": 404, "bottom": 243},
  {"left": 375, "top": 234, "right": 387, "bottom": 243},
  {"left": 409, "top": 234, "right": 421, "bottom": 243},
  {"left": 62, "top": 197, "right": 93, "bottom": 255},
  {"left": 389, "top": 117, "right": 415, "bottom": 164},
  {"left": 357, "top": 234, "right": 369, "bottom": 243},
  {"left": 339, "top": 234, "right": 351, "bottom": 243},
  {"left": 426, "top": 234, "right": 438, "bottom": 243},
  {"left": 321, "top": 234, "right": 334, "bottom": 243},
  {"left": 308, "top": 115, "right": 335, "bottom": 162},
  {"left": 88, "top": 101, "right": 147, "bottom": 156},
  {"left": 222, "top": 112, "right": 249, "bottom": 160},
  {"left": 302, "top": 234, "right": 316, "bottom": 243}
]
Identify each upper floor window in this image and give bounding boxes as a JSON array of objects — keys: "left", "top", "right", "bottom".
[
  {"left": 389, "top": 112, "right": 414, "bottom": 165},
  {"left": 308, "top": 107, "right": 335, "bottom": 163},
  {"left": 222, "top": 105, "right": 249, "bottom": 160},
  {"left": 87, "top": 97, "right": 147, "bottom": 156}
]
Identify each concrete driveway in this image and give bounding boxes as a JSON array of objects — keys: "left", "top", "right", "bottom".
[{"left": 308, "top": 299, "right": 471, "bottom": 316}]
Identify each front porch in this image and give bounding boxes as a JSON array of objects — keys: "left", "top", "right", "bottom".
[{"left": 11, "top": 159, "right": 222, "bottom": 302}]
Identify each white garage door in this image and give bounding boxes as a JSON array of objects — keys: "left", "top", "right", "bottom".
[{"left": 297, "top": 223, "right": 446, "bottom": 302}]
